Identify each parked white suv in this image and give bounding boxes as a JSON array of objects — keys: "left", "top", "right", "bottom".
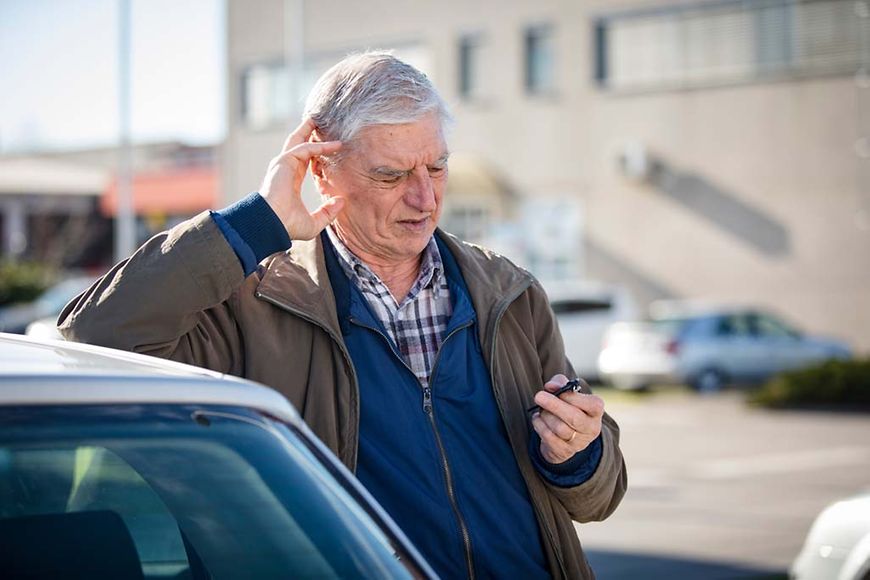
[{"left": 544, "top": 281, "right": 639, "bottom": 382}]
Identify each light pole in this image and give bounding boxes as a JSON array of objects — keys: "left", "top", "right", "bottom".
[
  {"left": 284, "top": 0, "right": 305, "bottom": 116},
  {"left": 115, "top": 0, "right": 136, "bottom": 262}
]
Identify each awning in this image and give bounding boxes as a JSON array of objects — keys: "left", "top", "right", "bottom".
[
  {"left": 101, "top": 167, "right": 218, "bottom": 216},
  {"left": 446, "top": 154, "right": 512, "bottom": 199},
  {"left": 0, "top": 157, "right": 108, "bottom": 196}
]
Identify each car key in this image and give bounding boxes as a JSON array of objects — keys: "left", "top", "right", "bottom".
[{"left": 526, "top": 378, "right": 582, "bottom": 414}]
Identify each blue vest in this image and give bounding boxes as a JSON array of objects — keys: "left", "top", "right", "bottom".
[{"left": 323, "top": 233, "right": 549, "bottom": 579}]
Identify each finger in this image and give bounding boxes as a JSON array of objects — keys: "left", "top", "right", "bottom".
[
  {"left": 280, "top": 140, "right": 343, "bottom": 163},
  {"left": 543, "top": 374, "right": 569, "bottom": 393},
  {"left": 532, "top": 414, "right": 573, "bottom": 463},
  {"left": 288, "top": 141, "right": 342, "bottom": 192},
  {"left": 534, "top": 390, "right": 596, "bottom": 433},
  {"left": 272, "top": 142, "right": 343, "bottom": 193},
  {"left": 282, "top": 118, "right": 317, "bottom": 152},
  {"left": 560, "top": 392, "right": 606, "bottom": 419},
  {"left": 541, "top": 408, "right": 600, "bottom": 449},
  {"left": 539, "top": 410, "right": 577, "bottom": 441},
  {"left": 308, "top": 196, "right": 345, "bottom": 232},
  {"left": 535, "top": 388, "right": 605, "bottom": 420}
]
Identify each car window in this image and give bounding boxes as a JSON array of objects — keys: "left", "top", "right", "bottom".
[
  {"left": 550, "top": 298, "right": 613, "bottom": 315},
  {"left": 0, "top": 404, "right": 424, "bottom": 580},
  {"left": 1, "top": 446, "right": 192, "bottom": 578},
  {"left": 751, "top": 313, "right": 798, "bottom": 338},
  {"left": 715, "top": 315, "right": 752, "bottom": 337}
]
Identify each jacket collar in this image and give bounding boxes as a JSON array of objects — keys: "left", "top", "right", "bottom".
[
  {"left": 254, "top": 233, "right": 344, "bottom": 338},
  {"left": 435, "top": 231, "right": 533, "bottom": 336},
  {"left": 255, "top": 229, "right": 533, "bottom": 339}
]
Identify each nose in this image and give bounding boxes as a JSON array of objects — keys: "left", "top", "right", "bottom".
[{"left": 404, "top": 167, "right": 437, "bottom": 213}]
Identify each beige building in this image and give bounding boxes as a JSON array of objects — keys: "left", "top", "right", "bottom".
[{"left": 224, "top": 0, "right": 870, "bottom": 352}]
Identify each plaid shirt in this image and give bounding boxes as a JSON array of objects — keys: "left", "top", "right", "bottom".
[{"left": 326, "top": 227, "right": 452, "bottom": 387}]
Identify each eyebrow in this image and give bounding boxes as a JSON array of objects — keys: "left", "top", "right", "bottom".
[{"left": 369, "top": 153, "right": 451, "bottom": 177}]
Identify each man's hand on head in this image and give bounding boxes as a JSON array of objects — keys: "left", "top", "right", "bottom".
[
  {"left": 531, "top": 374, "right": 604, "bottom": 464},
  {"left": 260, "top": 117, "right": 345, "bottom": 240}
]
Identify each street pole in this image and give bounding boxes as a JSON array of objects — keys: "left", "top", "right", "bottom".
[
  {"left": 115, "top": 0, "right": 136, "bottom": 262},
  {"left": 284, "top": 0, "right": 305, "bottom": 115}
]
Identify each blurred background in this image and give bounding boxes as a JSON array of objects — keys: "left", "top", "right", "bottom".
[{"left": 1, "top": 0, "right": 869, "bottom": 578}]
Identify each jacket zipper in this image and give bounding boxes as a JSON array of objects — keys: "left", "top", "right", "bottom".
[
  {"left": 351, "top": 316, "right": 477, "bottom": 580},
  {"left": 485, "top": 279, "right": 570, "bottom": 579},
  {"left": 255, "top": 291, "right": 361, "bottom": 469},
  {"left": 427, "top": 322, "right": 476, "bottom": 580}
]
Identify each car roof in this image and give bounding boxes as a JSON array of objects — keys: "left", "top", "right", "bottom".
[{"left": 0, "top": 333, "right": 301, "bottom": 425}]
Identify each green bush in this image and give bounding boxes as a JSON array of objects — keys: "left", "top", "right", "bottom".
[
  {"left": 0, "top": 262, "right": 54, "bottom": 307},
  {"left": 749, "top": 358, "right": 870, "bottom": 409}
]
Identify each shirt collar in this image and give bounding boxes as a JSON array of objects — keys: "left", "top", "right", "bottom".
[{"left": 325, "top": 226, "right": 446, "bottom": 301}]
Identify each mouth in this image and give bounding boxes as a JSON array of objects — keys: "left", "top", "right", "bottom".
[{"left": 397, "top": 216, "right": 431, "bottom": 233}]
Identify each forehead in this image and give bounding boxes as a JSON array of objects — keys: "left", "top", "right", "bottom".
[{"left": 350, "top": 115, "right": 448, "bottom": 168}]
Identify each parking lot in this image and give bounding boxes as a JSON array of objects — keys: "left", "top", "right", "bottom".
[{"left": 579, "top": 388, "right": 870, "bottom": 579}]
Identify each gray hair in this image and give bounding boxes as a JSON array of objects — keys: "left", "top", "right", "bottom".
[{"left": 303, "top": 50, "right": 451, "bottom": 148}]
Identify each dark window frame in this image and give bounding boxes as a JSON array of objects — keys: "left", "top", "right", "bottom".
[{"left": 524, "top": 23, "right": 557, "bottom": 96}]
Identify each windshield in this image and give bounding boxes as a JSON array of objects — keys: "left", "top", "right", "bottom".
[{"left": 0, "top": 404, "right": 423, "bottom": 579}]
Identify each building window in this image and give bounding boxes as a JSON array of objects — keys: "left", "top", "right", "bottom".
[
  {"left": 524, "top": 25, "right": 556, "bottom": 95},
  {"left": 458, "top": 34, "right": 484, "bottom": 100},
  {"left": 241, "top": 63, "right": 292, "bottom": 129},
  {"left": 241, "top": 44, "right": 433, "bottom": 129},
  {"left": 594, "top": 0, "right": 870, "bottom": 92}
]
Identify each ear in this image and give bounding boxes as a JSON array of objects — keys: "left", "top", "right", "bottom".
[
  {"left": 310, "top": 156, "right": 326, "bottom": 180},
  {"left": 308, "top": 126, "right": 329, "bottom": 186},
  {"left": 309, "top": 156, "right": 330, "bottom": 193}
]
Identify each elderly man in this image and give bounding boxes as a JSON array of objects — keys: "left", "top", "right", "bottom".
[{"left": 60, "top": 52, "right": 625, "bottom": 579}]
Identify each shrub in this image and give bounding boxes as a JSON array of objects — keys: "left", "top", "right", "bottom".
[
  {"left": 749, "top": 358, "right": 870, "bottom": 409},
  {"left": 0, "top": 262, "right": 54, "bottom": 307}
]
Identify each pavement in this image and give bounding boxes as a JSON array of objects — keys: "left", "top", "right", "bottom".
[{"left": 577, "top": 388, "right": 870, "bottom": 579}]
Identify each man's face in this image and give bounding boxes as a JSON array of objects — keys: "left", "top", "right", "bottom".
[{"left": 316, "top": 114, "right": 448, "bottom": 265}]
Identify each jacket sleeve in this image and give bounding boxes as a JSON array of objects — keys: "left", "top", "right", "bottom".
[
  {"left": 57, "top": 212, "right": 248, "bottom": 374},
  {"left": 528, "top": 279, "right": 628, "bottom": 523}
]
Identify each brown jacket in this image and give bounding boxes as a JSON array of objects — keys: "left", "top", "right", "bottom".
[{"left": 59, "top": 212, "right": 627, "bottom": 579}]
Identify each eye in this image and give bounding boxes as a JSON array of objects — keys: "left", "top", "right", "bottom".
[
  {"left": 370, "top": 171, "right": 404, "bottom": 184},
  {"left": 377, "top": 174, "right": 403, "bottom": 184},
  {"left": 428, "top": 165, "right": 447, "bottom": 177}
]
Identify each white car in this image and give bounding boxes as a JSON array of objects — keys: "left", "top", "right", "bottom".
[
  {"left": 597, "top": 303, "right": 851, "bottom": 391},
  {"left": 545, "top": 281, "right": 638, "bottom": 382},
  {"left": 791, "top": 492, "right": 870, "bottom": 580},
  {"left": 24, "top": 315, "right": 64, "bottom": 340},
  {"left": 0, "top": 333, "right": 435, "bottom": 579}
]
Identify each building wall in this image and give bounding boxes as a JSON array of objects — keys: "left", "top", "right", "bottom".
[{"left": 224, "top": 0, "right": 870, "bottom": 351}]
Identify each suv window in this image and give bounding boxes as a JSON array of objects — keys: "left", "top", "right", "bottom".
[{"left": 0, "top": 404, "right": 422, "bottom": 579}]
